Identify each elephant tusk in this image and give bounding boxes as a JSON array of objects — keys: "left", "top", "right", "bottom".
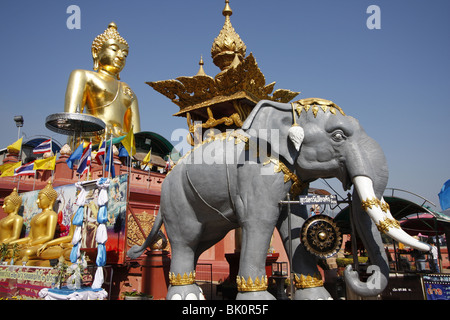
[{"left": 353, "top": 176, "right": 431, "bottom": 252}]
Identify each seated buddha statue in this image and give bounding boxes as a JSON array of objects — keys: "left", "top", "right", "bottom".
[
  {"left": 0, "top": 188, "right": 24, "bottom": 244},
  {"left": 64, "top": 22, "right": 140, "bottom": 141},
  {"left": 9, "top": 181, "right": 58, "bottom": 266}
]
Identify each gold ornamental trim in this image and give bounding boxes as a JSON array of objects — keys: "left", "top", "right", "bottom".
[
  {"left": 361, "top": 197, "right": 390, "bottom": 213},
  {"left": 292, "top": 98, "right": 346, "bottom": 118},
  {"left": 236, "top": 275, "right": 268, "bottom": 292},
  {"left": 262, "top": 158, "right": 307, "bottom": 197},
  {"left": 293, "top": 273, "right": 323, "bottom": 289},
  {"left": 169, "top": 271, "right": 196, "bottom": 286},
  {"left": 376, "top": 217, "right": 401, "bottom": 233}
]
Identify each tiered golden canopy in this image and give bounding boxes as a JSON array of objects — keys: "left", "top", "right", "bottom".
[{"left": 147, "top": 0, "right": 299, "bottom": 141}]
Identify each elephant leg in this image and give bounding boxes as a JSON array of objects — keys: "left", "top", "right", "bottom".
[
  {"left": 236, "top": 220, "right": 276, "bottom": 300},
  {"left": 166, "top": 242, "right": 205, "bottom": 300}
]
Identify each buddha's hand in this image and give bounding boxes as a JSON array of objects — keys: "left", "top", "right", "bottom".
[{"left": 37, "top": 244, "right": 48, "bottom": 256}]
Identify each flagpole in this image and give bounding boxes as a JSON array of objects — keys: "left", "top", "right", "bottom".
[
  {"left": 147, "top": 147, "right": 152, "bottom": 189},
  {"left": 87, "top": 138, "right": 92, "bottom": 181},
  {"left": 102, "top": 130, "right": 107, "bottom": 177},
  {"left": 108, "top": 130, "right": 113, "bottom": 180},
  {"left": 16, "top": 175, "right": 21, "bottom": 193}
]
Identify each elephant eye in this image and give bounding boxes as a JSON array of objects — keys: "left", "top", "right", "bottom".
[{"left": 331, "top": 130, "right": 346, "bottom": 142}]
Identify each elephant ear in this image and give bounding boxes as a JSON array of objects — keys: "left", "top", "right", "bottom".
[{"left": 242, "top": 100, "right": 303, "bottom": 165}]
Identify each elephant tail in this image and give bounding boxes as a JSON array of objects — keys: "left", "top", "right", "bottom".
[{"left": 127, "top": 210, "right": 166, "bottom": 259}]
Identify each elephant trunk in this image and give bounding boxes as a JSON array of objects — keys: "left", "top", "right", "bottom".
[{"left": 344, "top": 135, "right": 430, "bottom": 297}]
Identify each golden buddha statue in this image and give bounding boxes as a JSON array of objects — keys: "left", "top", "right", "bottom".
[
  {"left": 0, "top": 188, "right": 23, "bottom": 244},
  {"left": 10, "top": 181, "right": 59, "bottom": 266},
  {"left": 64, "top": 22, "right": 140, "bottom": 140}
]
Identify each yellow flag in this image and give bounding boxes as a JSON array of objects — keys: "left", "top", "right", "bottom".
[
  {"left": 7, "top": 138, "right": 23, "bottom": 153},
  {"left": 142, "top": 149, "right": 151, "bottom": 165},
  {"left": 33, "top": 155, "right": 56, "bottom": 171},
  {"left": 0, "top": 162, "right": 17, "bottom": 173},
  {"left": 0, "top": 162, "right": 21, "bottom": 177},
  {"left": 121, "top": 127, "right": 136, "bottom": 156}
]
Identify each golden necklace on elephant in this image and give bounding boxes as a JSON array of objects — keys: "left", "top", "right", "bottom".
[{"left": 64, "top": 22, "right": 141, "bottom": 141}]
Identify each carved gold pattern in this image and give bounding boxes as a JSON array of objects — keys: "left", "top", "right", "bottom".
[
  {"left": 301, "top": 215, "right": 342, "bottom": 258},
  {"left": 360, "top": 197, "right": 390, "bottom": 213},
  {"left": 236, "top": 275, "right": 268, "bottom": 292},
  {"left": 292, "top": 98, "right": 346, "bottom": 118},
  {"left": 376, "top": 217, "right": 401, "bottom": 233},
  {"left": 262, "top": 158, "right": 307, "bottom": 197},
  {"left": 169, "top": 271, "right": 196, "bottom": 286},
  {"left": 148, "top": 54, "right": 299, "bottom": 116},
  {"left": 211, "top": 0, "right": 246, "bottom": 72},
  {"left": 293, "top": 273, "right": 324, "bottom": 289}
]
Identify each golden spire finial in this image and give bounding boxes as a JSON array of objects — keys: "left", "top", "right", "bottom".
[
  {"left": 223, "top": 0, "right": 232, "bottom": 17},
  {"left": 195, "top": 55, "right": 207, "bottom": 76},
  {"left": 211, "top": 0, "right": 246, "bottom": 72}
]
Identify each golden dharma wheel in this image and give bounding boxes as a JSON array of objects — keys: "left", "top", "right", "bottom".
[{"left": 300, "top": 215, "right": 342, "bottom": 259}]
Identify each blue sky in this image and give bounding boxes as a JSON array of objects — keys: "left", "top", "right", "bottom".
[{"left": 0, "top": 0, "right": 449, "bottom": 209}]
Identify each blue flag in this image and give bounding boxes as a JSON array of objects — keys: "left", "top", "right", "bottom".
[
  {"left": 66, "top": 143, "right": 85, "bottom": 169},
  {"left": 118, "top": 145, "right": 129, "bottom": 158},
  {"left": 104, "top": 146, "right": 115, "bottom": 178},
  {"left": 439, "top": 179, "right": 450, "bottom": 211}
]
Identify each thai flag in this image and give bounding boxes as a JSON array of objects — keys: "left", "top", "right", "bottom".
[
  {"left": 76, "top": 143, "right": 91, "bottom": 176},
  {"left": 33, "top": 139, "right": 52, "bottom": 154},
  {"left": 15, "top": 161, "right": 36, "bottom": 176},
  {"left": 95, "top": 140, "right": 106, "bottom": 165}
]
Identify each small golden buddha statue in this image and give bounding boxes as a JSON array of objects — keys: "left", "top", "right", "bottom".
[
  {"left": 10, "top": 181, "right": 58, "bottom": 266},
  {"left": 64, "top": 22, "right": 140, "bottom": 140},
  {"left": 0, "top": 188, "right": 23, "bottom": 244}
]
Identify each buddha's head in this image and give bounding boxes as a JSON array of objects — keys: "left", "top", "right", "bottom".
[
  {"left": 2, "top": 188, "right": 22, "bottom": 214},
  {"left": 91, "top": 22, "right": 129, "bottom": 79},
  {"left": 37, "top": 181, "right": 58, "bottom": 210}
]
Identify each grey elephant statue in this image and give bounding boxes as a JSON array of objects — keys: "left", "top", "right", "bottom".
[{"left": 128, "top": 98, "right": 430, "bottom": 300}]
